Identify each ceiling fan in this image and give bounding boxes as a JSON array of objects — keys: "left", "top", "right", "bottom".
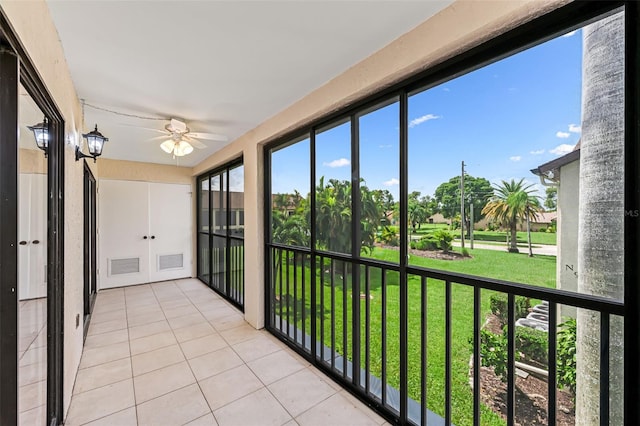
[{"left": 144, "top": 118, "right": 227, "bottom": 157}]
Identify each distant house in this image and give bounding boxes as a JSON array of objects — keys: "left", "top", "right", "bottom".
[{"left": 531, "top": 142, "right": 580, "bottom": 316}]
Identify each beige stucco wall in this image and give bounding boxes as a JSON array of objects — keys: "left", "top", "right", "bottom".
[
  {"left": 99, "top": 158, "right": 192, "bottom": 184},
  {"left": 193, "top": 0, "right": 571, "bottom": 329},
  {"left": 19, "top": 148, "right": 47, "bottom": 174},
  {"left": 1, "top": 0, "right": 92, "bottom": 417},
  {"left": 558, "top": 160, "right": 580, "bottom": 318}
]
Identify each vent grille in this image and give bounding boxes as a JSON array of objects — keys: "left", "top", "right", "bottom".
[
  {"left": 159, "top": 254, "right": 183, "bottom": 271},
  {"left": 110, "top": 258, "right": 140, "bottom": 275}
]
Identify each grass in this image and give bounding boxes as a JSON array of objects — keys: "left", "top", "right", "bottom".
[{"left": 272, "top": 246, "right": 556, "bottom": 425}]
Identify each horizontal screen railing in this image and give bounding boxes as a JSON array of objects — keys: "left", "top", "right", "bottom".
[{"left": 266, "top": 243, "right": 623, "bottom": 425}]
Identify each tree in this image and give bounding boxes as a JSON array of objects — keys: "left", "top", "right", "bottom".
[
  {"left": 481, "top": 178, "right": 540, "bottom": 253},
  {"left": 544, "top": 186, "right": 558, "bottom": 211},
  {"left": 314, "top": 177, "right": 381, "bottom": 255},
  {"left": 371, "top": 189, "right": 396, "bottom": 226},
  {"left": 434, "top": 175, "right": 493, "bottom": 223},
  {"left": 576, "top": 13, "right": 624, "bottom": 425}
]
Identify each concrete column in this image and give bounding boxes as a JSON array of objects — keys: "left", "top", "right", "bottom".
[{"left": 242, "top": 142, "right": 265, "bottom": 329}]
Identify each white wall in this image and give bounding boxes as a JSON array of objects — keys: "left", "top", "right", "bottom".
[{"left": 558, "top": 160, "right": 580, "bottom": 318}]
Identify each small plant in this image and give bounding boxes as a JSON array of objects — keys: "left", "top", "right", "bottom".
[
  {"left": 489, "top": 294, "right": 531, "bottom": 325},
  {"left": 557, "top": 317, "right": 576, "bottom": 396},
  {"left": 379, "top": 226, "right": 399, "bottom": 246},
  {"left": 478, "top": 329, "right": 508, "bottom": 381},
  {"left": 432, "top": 229, "right": 454, "bottom": 253},
  {"left": 412, "top": 235, "right": 439, "bottom": 251},
  {"left": 461, "top": 248, "right": 470, "bottom": 257},
  {"left": 515, "top": 326, "right": 548, "bottom": 365}
]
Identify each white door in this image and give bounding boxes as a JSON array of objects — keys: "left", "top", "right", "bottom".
[
  {"left": 99, "top": 180, "right": 150, "bottom": 289},
  {"left": 98, "top": 180, "right": 192, "bottom": 289},
  {"left": 148, "top": 182, "right": 192, "bottom": 282},
  {"left": 18, "top": 173, "right": 47, "bottom": 300}
]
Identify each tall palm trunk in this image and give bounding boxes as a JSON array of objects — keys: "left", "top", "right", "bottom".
[
  {"left": 508, "top": 220, "right": 519, "bottom": 253},
  {"left": 576, "top": 12, "right": 624, "bottom": 425}
]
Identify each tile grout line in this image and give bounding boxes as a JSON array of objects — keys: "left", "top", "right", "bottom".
[
  {"left": 172, "top": 280, "right": 220, "bottom": 424},
  {"left": 124, "top": 285, "right": 140, "bottom": 426}
]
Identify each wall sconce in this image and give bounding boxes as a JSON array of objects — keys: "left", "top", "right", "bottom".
[
  {"left": 76, "top": 124, "right": 108, "bottom": 163},
  {"left": 27, "top": 117, "right": 49, "bottom": 157}
]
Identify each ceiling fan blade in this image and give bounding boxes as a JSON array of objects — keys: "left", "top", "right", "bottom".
[
  {"left": 148, "top": 135, "right": 169, "bottom": 141},
  {"left": 186, "top": 138, "right": 207, "bottom": 149},
  {"left": 170, "top": 118, "right": 187, "bottom": 133},
  {"left": 188, "top": 132, "right": 227, "bottom": 142}
]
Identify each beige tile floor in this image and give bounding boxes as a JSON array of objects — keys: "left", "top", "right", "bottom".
[
  {"left": 65, "top": 278, "right": 388, "bottom": 426},
  {"left": 18, "top": 297, "right": 47, "bottom": 425}
]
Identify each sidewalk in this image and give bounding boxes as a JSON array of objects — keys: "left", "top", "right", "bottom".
[{"left": 452, "top": 240, "right": 557, "bottom": 256}]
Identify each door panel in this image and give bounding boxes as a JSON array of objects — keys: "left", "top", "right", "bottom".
[
  {"left": 18, "top": 173, "right": 47, "bottom": 300},
  {"left": 148, "top": 183, "right": 192, "bottom": 282},
  {"left": 98, "top": 180, "right": 150, "bottom": 288}
]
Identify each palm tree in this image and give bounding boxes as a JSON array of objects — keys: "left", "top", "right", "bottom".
[
  {"left": 576, "top": 12, "right": 624, "bottom": 425},
  {"left": 481, "top": 178, "right": 540, "bottom": 253}
]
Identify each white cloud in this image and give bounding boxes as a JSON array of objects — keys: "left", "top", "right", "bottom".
[
  {"left": 378, "top": 144, "right": 392, "bottom": 149},
  {"left": 562, "top": 30, "right": 577, "bottom": 38},
  {"left": 556, "top": 131, "right": 570, "bottom": 138},
  {"left": 383, "top": 178, "right": 400, "bottom": 187},
  {"left": 569, "top": 123, "right": 581, "bottom": 133},
  {"left": 323, "top": 158, "right": 350, "bottom": 168},
  {"left": 530, "top": 149, "right": 545, "bottom": 155},
  {"left": 509, "top": 156, "right": 521, "bottom": 162},
  {"left": 409, "top": 114, "right": 441, "bottom": 128},
  {"left": 550, "top": 144, "right": 574, "bottom": 156},
  {"left": 443, "top": 87, "right": 450, "bottom": 92}
]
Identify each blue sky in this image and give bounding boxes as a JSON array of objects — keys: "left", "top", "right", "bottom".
[{"left": 272, "top": 29, "right": 583, "bottom": 202}]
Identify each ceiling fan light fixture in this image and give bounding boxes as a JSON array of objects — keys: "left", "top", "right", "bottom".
[
  {"left": 174, "top": 140, "right": 194, "bottom": 157},
  {"left": 160, "top": 140, "right": 175, "bottom": 154}
]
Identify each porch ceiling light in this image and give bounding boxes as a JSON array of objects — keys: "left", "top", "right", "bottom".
[
  {"left": 76, "top": 124, "right": 108, "bottom": 163},
  {"left": 27, "top": 117, "right": 49, "bottom": 156},
  {"left": 160, "top": 139, "right": 194, "bottom": 157}
]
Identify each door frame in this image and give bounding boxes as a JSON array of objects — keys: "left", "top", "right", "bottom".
[
  {"left": 83, "top": 162, "right": 97, "bottom": 338},
  {"left": 0, "top": 11, "right": 65, "bottom": 426}
]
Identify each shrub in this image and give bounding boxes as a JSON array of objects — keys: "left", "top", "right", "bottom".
[
  {"left": 415, "top": 235, "right": 438, "bottom": 251},
  {"left": 461, "top": 248, "right": 470, "bottom": 257},
  {"left": 557, "top": 317, "right": 576, "bottom": 396},
  {"left": 379, "top": 226, "right": 399, "bottom": 246},
  {"left": 478, "top": 329, "right": 508, "bottom": 381},
  {"left": 432, "top": 229, "right": 454, "bottom": 253},
  {"left": 515, "top": 326, "right": 548, "bottom": 365},
  {"left": 489, "top": 294, "right": 531, "bottom": 325},
  {"left": 538, "top": 227, "right": 547, "bottom": 232}
]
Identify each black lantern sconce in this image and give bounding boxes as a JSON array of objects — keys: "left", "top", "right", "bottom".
[
  {"left": 76, "top": 124, "right": 108, "bottom": 163},
  {"left": 27, "top": 117, "right": 49, "bottom": 157}
]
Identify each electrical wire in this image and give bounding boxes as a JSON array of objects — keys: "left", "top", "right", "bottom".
[{"left": 82, "top": 101, "right": 168, "bottom": 121}]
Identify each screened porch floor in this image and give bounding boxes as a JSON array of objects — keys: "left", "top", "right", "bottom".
[{"left": 64, "top": 278, "right": 387, "bottom": 426}]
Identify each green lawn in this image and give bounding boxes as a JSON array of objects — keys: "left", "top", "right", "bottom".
[{"left": 273, "top": 246, "right": 556, "bottom": 426}]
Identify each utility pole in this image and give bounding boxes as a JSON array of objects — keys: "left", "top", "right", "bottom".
[
  {"left": 470, "top": 202, "right": 474, "bottom": 250},
  {"left": 460, "top": 161, "right": 465, "bottom": 250}
]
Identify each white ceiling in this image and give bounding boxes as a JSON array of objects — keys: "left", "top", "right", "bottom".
[{"left": 47, "top": 0, "right": 453, "bottom": 167}]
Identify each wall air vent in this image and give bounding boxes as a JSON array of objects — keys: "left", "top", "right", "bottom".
[
  {"left": 158, "top": 253, "right": 183, "bottom": 271},
  {"left": 110, "top": 258, "right": 140, "bottom": 275}
]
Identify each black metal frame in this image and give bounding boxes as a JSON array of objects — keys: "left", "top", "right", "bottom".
[
  {"left": 0, "top": 9, "right": 65, "bottom": 425},
  {"left": 196, "top": 158, "right": 245, "bottom": 310},
  {"left": 264, "top": 1, "right": 637, "bottom": 425},
  {"left": 83, "top": 162, "right": 97, "bottom": 339}
]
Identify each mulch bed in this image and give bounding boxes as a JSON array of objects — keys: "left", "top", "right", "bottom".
[
  {"left": 375, "top": 243, "right": 469, "bottom": 261},
  {"left": 472, "top": 315, "right": 575, "bottom": 425}
]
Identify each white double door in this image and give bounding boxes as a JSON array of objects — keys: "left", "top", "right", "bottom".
[
  {"left": 18, "top": 173, "right": 47, "bottom": 300},
  {"left": 99, "top": 180, "right": 192, "bottom": 289}
]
